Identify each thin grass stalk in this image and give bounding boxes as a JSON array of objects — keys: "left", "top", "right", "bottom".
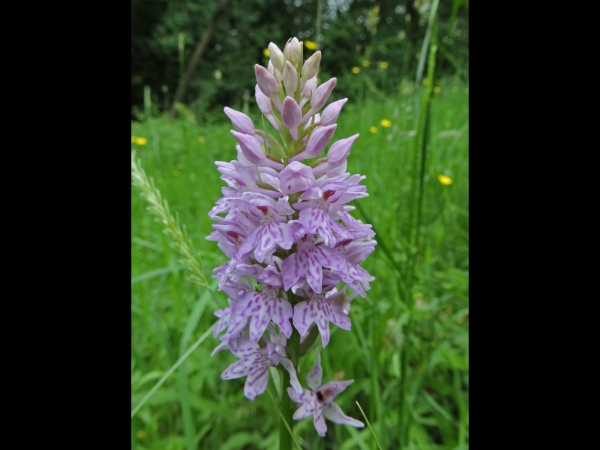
[
  {"left": 398, "top": 2, "right": 439, "bottom": 446},
  {"left": 131, "top": 325, "right": 214, "bottom": 418},
  {"left": 279, "top": 366, "right": 294, "bottom": 449},
  {"left": 266, "top": 387, "right": 302, "bottom": 449},
  {"left": 131, "top": 150, "right": 215, "bottom": 296},
  {"left": 407, "top": 0, "right": 440, "bottom": 265},
  {"left": 315, "top": 0, "right": 323, "bottom": 48}
]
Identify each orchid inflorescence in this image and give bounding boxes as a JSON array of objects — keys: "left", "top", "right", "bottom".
[{"left": 207, "top": 37, "right": 376, "bottom": 437}]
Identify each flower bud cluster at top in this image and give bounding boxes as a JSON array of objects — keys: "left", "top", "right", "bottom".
[{"left": 206, "top": 37, "right": 375, "bottom": 437}]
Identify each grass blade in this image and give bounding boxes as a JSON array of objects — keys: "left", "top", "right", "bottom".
[
  {"left": 355, "top": 401, "right": 383, "bottom": 450},
  {"left": 266, "top": 387, "right": 302, "bottom": 449},
  {"left": 131, "top": 324, "right": 214, "bottom": 418}
]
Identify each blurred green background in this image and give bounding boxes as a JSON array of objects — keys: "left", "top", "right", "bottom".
[
  {"left": 131, "top": 0, "right": 467, "bottom": 120},
  {"left": 131, "top": 1, "right": 468, "bottom": 449}
]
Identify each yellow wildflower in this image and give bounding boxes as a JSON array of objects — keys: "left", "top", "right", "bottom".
[
  {"left": 351, "top": 67, "right": 360, "bottom": 74},
  {"left": 198, "top": 135, "right": 205, "bottom": 143},
  {"left": 135, "top": 137, "right": 147, "bottom": 146},
  {"left": 433, "top": 86, "right": 441, "bottom": 94},
  {"left": 445, "top": 122, "right": 452, "bottom": 129},
  {"left": 380, "top": 119, "right": 391, "bottom": 127},
  {"left": 263, "top": 48, "right": 270, "bottom": 57},
  {"left": 136, "top": 430, "right": 146, "bottom": 439},
  {"left": 369, "top": 126, "right": 378, "bottom": 133},
  {"left": 173, "top": 170, "right": 181, "bottom": 177},
  {"left": 422, "top": 78, "right": 430, "bottom": 86},
  {"left": 157, "top": 177, "right": 164, "bottom": 184},
  {"left": 378, "top": 61, "right": 389, "bottom": 69},
  {"left": 362, "top": 60, "right": 370, "bottom": 67},
  {"left": 305, "top": 40, "right": 318, "bottom": 50},
  {"left": 438, "top": 174, "right": 453, "bottom": 185}
]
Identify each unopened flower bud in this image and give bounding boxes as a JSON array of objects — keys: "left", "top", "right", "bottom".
[
  {"left": 311, "top": 78, "right": 337, "bottom": 111},
  {"left": 282, "top": 61, "right": 298, "bottom": 96},
  {"left": 255, "top": 64, "right": 279, "bottom": 98},
  {"left": 289, "top": 124, "right": 337, "bottom": 162},
  {"left": 282, "top": 96, "right": 302, "bottom": 140},
  {"left": 255, "top": 85, "right": 280, "bottom": 131},
  {"left": 284, "top": 37, "right": 302, "bottom": 65},
  {"left": 231, "top": 130, "right": 265, "bottom": 165},
  {"left": 268, "top": 42, "right": 285, "bottom": 72},
  {"left": 306, "top": 124, "right": 337, "bottom": 156},
  {"left": 224, "top": 107, "right": 255, "bottom": 135},
  {"left": 320, "top": 98, "right": 347, "bottom": 126},
  {"left": 299, "top": 76, "right": 317, "bottom": 108},
  {"left": 312, "top": 134, "right": 359, "bottom": 175},
  {"left": 328, "top": 134, "right": 359, "bottom": 166},
  {"left": 278, "top": 161, "right": 315, "bottom": 194},
  {"left": 267, "top": 60, "right": 282, "bottom": 83},
  {"left": 301, "top": 78, "right": 337, "bottom": 123},
  {"left": 301, "top": 51, "right": 321, "bottom": 88}
]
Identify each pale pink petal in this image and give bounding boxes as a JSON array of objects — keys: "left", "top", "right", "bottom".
[
  {"left": 323, "top": 402, "right": 364, "bottom": 428},
  {"left": 281, "top": 252, "right": 302, "bottom": 291},
  {"left": 293, "top": 400, "right": 319, "bottom": 420},
  {"left": 306, "top": 352, "right": 323, "bottom": 391},
  {"left": 280, "top": 357, "right": 303, "bottom": 394},
  {"left": 313, "top": 408, "right": 328, "bottom": 437}
]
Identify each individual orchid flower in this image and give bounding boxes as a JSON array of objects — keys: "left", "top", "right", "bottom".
[
  {"left": 230, "top": 282, "right": 294, "bottom": 342},
  {"left": 281, "top": 234, "right": 339, "bottom": 293},
  {"left": 292, "top": 289, "right": 351, "bottom": 347},
  {"left": 286, "top": 353, "right": 364, "bottom": 436},
  {"left": 221, "top": 335, "right": 302, "bottom": 401}
]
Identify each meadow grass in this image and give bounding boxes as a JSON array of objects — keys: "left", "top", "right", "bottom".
[{"left": 131, "top": 77, "right": 468, "bottom": 449}]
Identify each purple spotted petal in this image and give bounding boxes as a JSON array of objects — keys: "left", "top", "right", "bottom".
[
  {"left": 221, "top": 355, "right": 254, "bottom": 380},
  {"left": 244, "top": 360, "right": 271, "bottom": 400},
  {"left": 298, "top": 207, "right": 336, "bottom": 247},
  {"left": 231, "top": 287, "right": 293, "bottom": 341},
  {"left": 255, "top": 222, "right": 292, "bottom": 262},
  {"left": 281, "top": 251, "right": 302, "bottom": 291},
  {"left": 293, "top": 293, "right": 350, "bottom": 347},
  {"left": 289, "top": 388, "right": 319, "bottom": 419},
  {"left": 282, "top": 236, "right": 329, "bottom": 293},
  {"left": 313, "top": 408, "right": 327, "bottom": 437},
  {"left": 228, "top": 338, "right": 260, "bottom": 360},
  {"left": 287, "top": 386, "right": 314, "bottom": 405},
  {"left": 293, "top": 298, "right": 331, "bottom": 347},
  {"left": 270, "top": 296, "right": 294, "bottom": 338}
]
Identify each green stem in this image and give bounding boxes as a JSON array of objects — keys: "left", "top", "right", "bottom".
[
  {"left": 279, "top": 367, "right": 294, "bottom": 450},
  {"left": 279, "top": 293, "right": 301, "bottom": 450},
  {"left": 398, "top": 316, "right": 412, "bottom": 449},
  {"left": 398, "top": 4, "right": 440, "bottom": 447}
]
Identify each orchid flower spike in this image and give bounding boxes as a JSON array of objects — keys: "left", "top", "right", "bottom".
[{"left": 207, "top": 37, "right": 375, "bottom": 439}]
